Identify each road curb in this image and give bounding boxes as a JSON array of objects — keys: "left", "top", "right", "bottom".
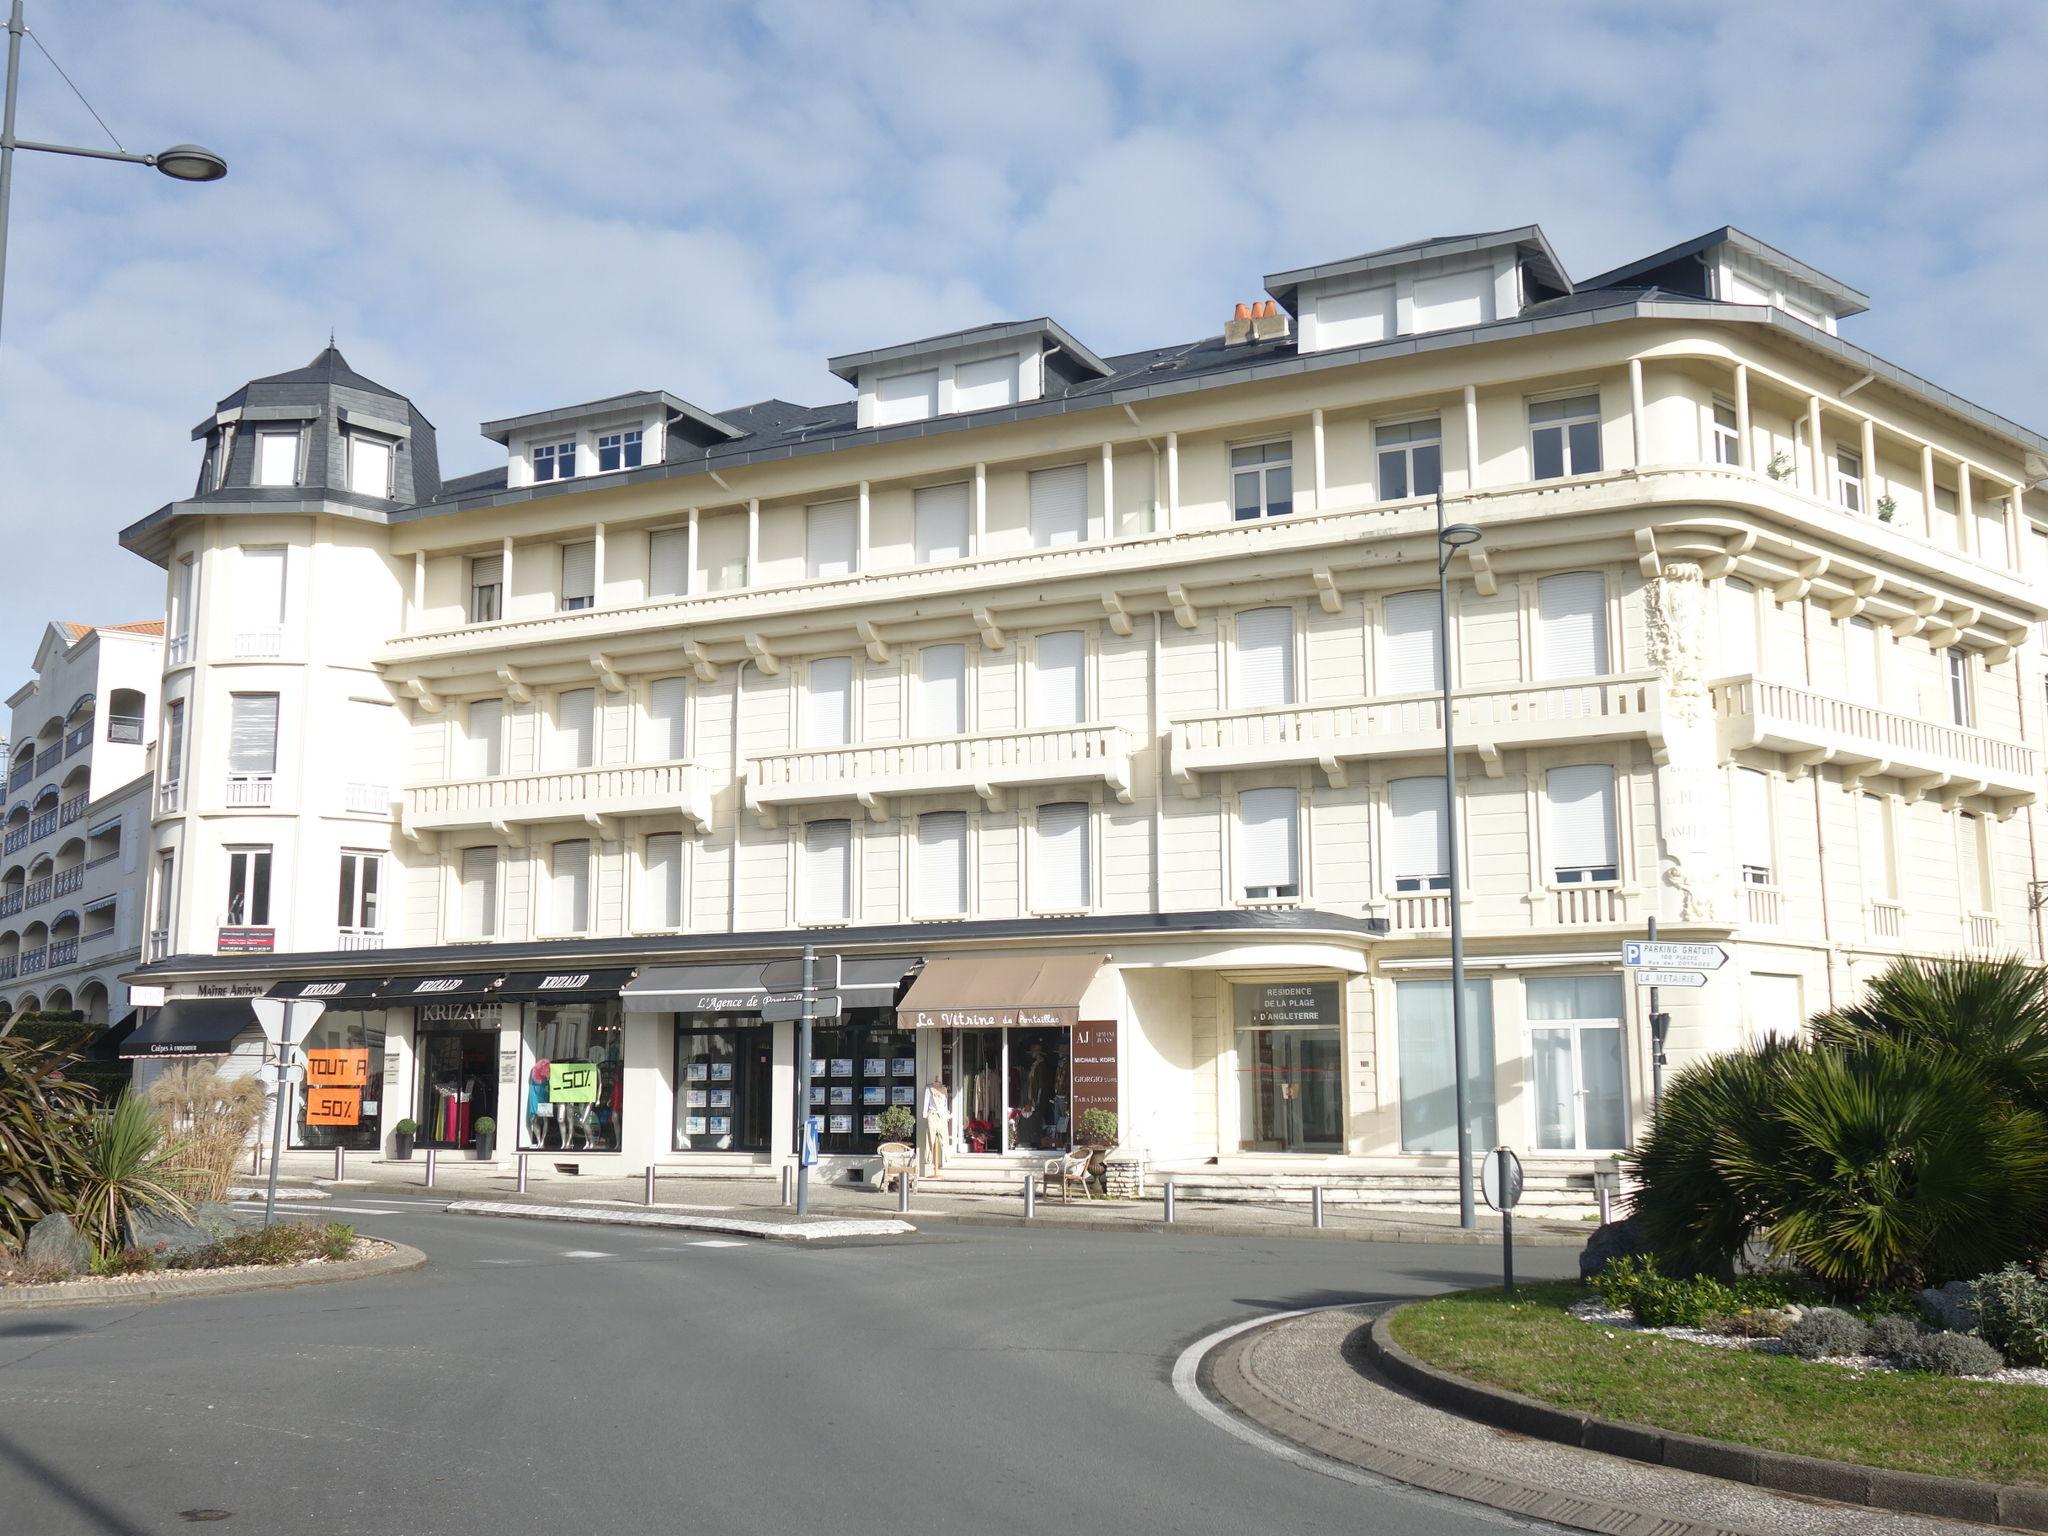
[
  {"left": 442, "top": 1199, "right": 914, "bottom": 1242},
  {"left": 1364, "top": 1304, "right": 2048, "bottom": 1533},
  {"left": 0, "top": 1239, "right": 427, "bottom": 1310}
]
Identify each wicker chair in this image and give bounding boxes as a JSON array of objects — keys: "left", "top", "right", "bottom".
[
  {"left": 876, "top": 1141, "right": 916, "bottom": 1194},
  {"left": 1042, "top": 1147, "right": 1093, "bottom": 1202}
]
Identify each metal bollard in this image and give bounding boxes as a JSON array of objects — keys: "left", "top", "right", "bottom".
[
  {"left": 897, "top": 1173, "right": 911, "bottom": 1214},
  {"left": 517, "top": 1152, "right": 529, "bottom": 1193},
  {"left": 1163, "top": 1178, "right": 1176, "bottom": 1224},
  {"left": 423, "top": 1146, "right": 437, "bottom": 1189},
  {"left": 333, "top": 1146, "right": 346, "bottom": 1183},
  {"left": 1312, "top": 1185, "right": 1326, "bottom": 1229},
  {"left": 645, "top": 1165, "right": 658, "bottom": 1206},
  {"left": 251, "top": 1141, "right": 263, "bottom": 1176},
  {"left": 1598, "top": 1185, "right": 1612, "bottom": 1225},
  {"left": 1022, "top": 1174, "right": 1035, "bottom": 1219},
  {"left": 781, "top": 1164, "right": 794, "bottom": 1207}
]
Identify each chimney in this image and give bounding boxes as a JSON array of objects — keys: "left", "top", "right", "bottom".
[
  {"left": 1225, "top": 299, "right": 1290, "bottom": 346},
  {"left": 1224, "top": 301, "right": 1254, "bottom": 347}
]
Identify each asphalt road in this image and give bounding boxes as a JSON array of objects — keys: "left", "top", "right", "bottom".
[{"left": 0, "top": 1201, "right": 1575, "bottom": 1535}]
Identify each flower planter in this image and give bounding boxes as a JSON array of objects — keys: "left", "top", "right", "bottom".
[{"left": 392, "top": 1133, "right": 415, "bottom": 1161}]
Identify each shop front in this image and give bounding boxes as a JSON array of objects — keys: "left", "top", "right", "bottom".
[
  {"left": 1231, "top": 979, "right": 1344, "bottom": 1153},
  {"left": 375, "top": 973, "right": 508, "bottom": 1154},
  {"left": 266, "top": 976, "right": 390, "bottom": 1152},
  {"left": 501, "top": 969, "right": 636, "bottom": 1155}
]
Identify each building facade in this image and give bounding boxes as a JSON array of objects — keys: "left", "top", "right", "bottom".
[
  {"left": 118, "top": 227, "right": 2048, "bottom": 1204},
  {"left": 2, "top": 621, "right": 164, "bottom": 1025}
]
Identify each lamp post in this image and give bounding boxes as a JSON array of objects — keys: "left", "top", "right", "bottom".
[
  {"left": 0, "top": 0, "right": 226, "bottom": 346},
  {"left": 1436, "top": 488, "right": 1483, "bottom": 1231}
]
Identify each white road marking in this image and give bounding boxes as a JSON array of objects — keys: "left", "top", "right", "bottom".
[
  {"left": 561, "top": 1249, "right": 613, "bottom": 1259},
  {"left": 475, "top": 1259, "right": 534, "bottom": 1266},
  {"left": 318, "top": 1206, "right": 407, "bottom": 1216},
  {"left": 689, "top": 1239, "right": 747, "bottom": 1249}
]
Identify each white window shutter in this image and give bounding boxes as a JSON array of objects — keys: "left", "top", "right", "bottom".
[
  {"left": 1389, "top": 777, "right": 1449, "bottom": 882},
  {"left": 1238, "top": 787, "right": 1298, "bottom": 893},
  {"left": 554, "top": 688, "right": 595, "bottom": 769},
  {"left": 1548, "top": 764, "right": 1618, "bottom": 872},
  {"left": 804, "top": 657, "right": 853, "bottom": 747},
  {"left": 1845, "top": 618, "right": 1880, "bottom": 703},
  {"left": 349, "top": 435, "right": 392, "bottom": 497},
  {"left": 916, "top": 811, "right": 967, "bottom": 915},
  {"left": 645, "top": 677, "right": 687, "bottom": 761},
  {"left": 648, "top": 529, "right": 689, "bottom": 599},
  {"left": 953, "top": 355, "right": 1019, "bottom": 412},
  {"left": 244, "top": 548, "right": 286, "bottom": 624},
  {"left": 803, "top": 820, "right": 851, "bottom": 921},
  {"left": 914, "top": 482, "right": 970, "bottom": 564},
  {"left": 465, "top": 699, "right": 503, "bottom": 777},
  {"left": 228, "top": 694, "right": 279, "bottom": 774},
  {"left": 875, "top": 369, "right": 938, "bottom": 426},
  {"left": 807, "top": 500, "right": 858, "bottom": 579},
  {"left": 1029, "top": 464, "right": 1089, "bottom": 547},
  {"left": 1719, "top": 577, "right": 1757, "bottom": 677},
  {"left": 552, "top": 840, "right": 590, "bottom": 931},
  {"left": 561, "top": 541, "right": 596, "bottom": 605},
  {"left": 1536, "top": 572, "right": 1608, "bottom": 679},
  {"left": 1959, "top": 815, "right": 1984, "bottom": 909},
  {"left": 1235, "top": 607, "right": 1295, "bottom": 706},
  {"left": 257, "top": 432, "right": 298, "bottom": 486},
  {"left": 1034, "top": 802, "right": 1089, "bottom": 910},
  {"left": 1381, "top": 590, "right": 1442, "bottom": 692},
  {"left": 916, "top": 645, "right": 966, "bottom": 737},
  {"left": 645, "top": 834, "right": 683, "bottom": 927},
  {"left": 1734, "top": 769, "right": 1772, "bottom": 875},
  {"left": 460, "top": 847, "right": 497, "bottom": 937},
  {"left": 1030, "top": 631, "right": 1086, "bottom": 726}
]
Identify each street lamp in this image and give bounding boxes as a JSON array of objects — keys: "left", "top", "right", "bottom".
[
  {"left": 1437, "top": 490, "right": 1482, "bottom": 1230},
  {"left": 0, "top": 0, "right": 227, "bottom": 345}
]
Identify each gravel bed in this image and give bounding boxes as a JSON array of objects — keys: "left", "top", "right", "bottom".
[{"left": 1, "top": 1238, "right": 396, "bottom": 1292}]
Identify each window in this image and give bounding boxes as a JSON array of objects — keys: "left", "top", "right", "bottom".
[
  {"left": 644, "top": 833, "right": 683, "bottom": 929},
  {"left": 170, "top": 554, "right": 197, "bottom": 651},
  {"left": 226, "top": 846, "right": 272, "bottom": 928},
  {"left": 552, "top": 688, "right": 595, "bottom": 770},
  {"left": 915, "top": 644, "right": 966, "bottom": 737},
  {"left": 1833, "top": 447, "right": 1864, "bottom": 513},
  {"left": 1238, "top": 787, "right": 1299, "bottom": 899},
  {"left": 1733, "top": 768, "right": 1773, "bottom": 885},
  {"left": 806, "top": 500, "right": 858, "bottom": 579},
  {"left": 458, "top": 847, "right": 497, "bottom": 939},
  {"left": 521, "top": 1003, "right": 623, "bottom": 1152},
  {"left": 648, "top": 528, "right": 689, "bottom": 599},
  {"left": 338, "top": 851, "right": 381, "bottom": 933},
  {"left": 1375, "top": 419, "right": 1442, "bottom": 501},
  {"left": 549, "top": 839, "right": 591, "bottom": 932},
  {"left": 463, "top": 700, "right": 503, "bottom": 778},
  {"left": 1719, "top": 577, "right": 1758, "bottom": 677},
  {"left": 801, "top": 819, "right": 851, "bottom": 923},
  {"left": 1845, "top": 616, "right": 1881, "bottom": 706},
  {"left": 1749, "top": 974, "right": 1804, "bottom": 1045},
  {"left": 1526, "top": 974, "right": 1627, "bottom": 1150},
  {"left": 914, "top": 482, "right": 969, "bottom": 564},
  {"left": 1028, "top": 464, "right": 1088, "bottom": 547},
  {"left": 1396, "top": 979, "right": 1495, "bottom": 1153},
  {"left": 1710, "top": 398, "right": 1740, "bottom": 465},
  {"left": 1548, "top": 763, "right": 1618, "bottom": 883},
  {"left": 163, "top": 700, "right": 186, "bottom": 789},
  {"left": 1529, "top": 394, "right": 1601, "bottom": 479},
  {"left": 153, "top": 849, "right": 177, "bottom": 938},
  {"left": 1380, "top": 590, "right": 1443, "bottom": 693},
  {"left": 915, "top": 811, "right": 967, "bottom": 916},
  {"left": 348, "top": 434, "right": 393, "bottom": 498},
  {"left": 1535, "top": 572, "right": 1608, "bottom": 679},
  {"left": 875, "top": 369, "right": 938, "bottom": 426},
  {"left": 1231, "top": 441, "right": 1293, "bottom": 520},
  {"left": 675, "top": 1026, "right": 772, "bottom": 1152},
  {"left": 1960, "top": 812, "right": 1993, "bottom": 912},
  {"left": 469, "top": 555, "right": 503, "bottom": 624},
  {"left": 1388, "top": 776, "right": 1450, "bottom": 892},
  {"left": 532, "top": 440, "right": 576, "bottom": 481},
  {"left": 255, "top": 430, "right": 299, "bottom": 487},
  {"left": 597, "top": 428, "right": 642, "bottom": 473},
  {"left": 1032, "top": 802, "right": 1089, "bottom": 911},
  {"left": 243, "top": 547, "right": 287, "bottom": 625},
  {"left": 1235, "top": 607, "right": 1295, "bottom": 706},
  {"left": 228, "top": 693, "right": 279, "bottom": 779},
  {"left": 1947, "top": 647, "right": 1973, "bottom": 727},
  {"left": 953, "top": 355, "right": 1019, "bottom": 412},
  {"left": 560, "top": 541, "right": 596, "bottom": 611},
  {"left": 1029, "top": 631, "right": 1087, "bottom": 727},
  {"left": 804, "top": 657, "right": 853, "bottom": 747},
  {"left": 644, "top": 677, "right": 687, "bottom": 762},
  {"left": 1860, "top": 793, "right": 1897, "bottom": 903}
]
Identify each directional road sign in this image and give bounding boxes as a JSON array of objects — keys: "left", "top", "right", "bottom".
[
  {"left": 1632, "top": 969, "right": 1708, "bottom": 989},
  {"left": 762, "top": 954, "right": 839, "bottom": 992},
  {"left": 761, "top": 992, "right": 841, "bottom": 1024},
  {"left": 1622, "top": 940, "right": 1728, "bottom": 971}
]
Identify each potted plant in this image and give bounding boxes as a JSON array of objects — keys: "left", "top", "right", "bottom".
[
  {"left": 964, "top": 1119, "right": 993, "bottom": 1154},
  {"left": 473, "top": 1116, "right": 497, "bottom": 1161},
  {"left": 1877, "top": 493, "right": 1898, "bottom": 523},
  {"left": 875, "top": 1104, "right": 915, "bottom": 1143},
  {"left": 1765, "top": 449, "right": 1793, "bottom": 482},
  {"left": 1078, "top": 1108, "right": 1118, "bottom": 1189},
  {"left": 392, "top": 1119, "right": 417, "bottom": 1161}
]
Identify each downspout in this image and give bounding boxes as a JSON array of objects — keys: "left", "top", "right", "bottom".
[
  {"left": 728, "top": 658, "right": 749, "bottom": 932},
  {"left": 1799, "top": 598, "right": 1839, "bottom": 1008}
]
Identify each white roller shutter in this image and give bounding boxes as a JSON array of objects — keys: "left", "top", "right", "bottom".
[
  {"left": 1235, "top": 607, "right": 1295, "bottom": 706},
  {"left": 243, "top": 548, "right": 286, "bottom": 623},
  {"left": 804, "top": 658, "right": 853, "bottom": 747},
  {"left": 1034, "top": 802, "right": 1089, "bottom": 910},
  {"left": 228, "top": 694, "right": 279, "bottom": 775},
  {"left": 1536, "top": 572, "right": 1608, "bottom": 679},
  {"left": 1381, "top": 590, "right": 1442, "bottom": 692},
  {"left": 802, "top": 820, "right": 851, "bottom": 921},
  {"left": 1859, "top": 794, "right": 1893, "bottom": 900},
  {"left": 645, "top": 833, "right": 683, "bottom": 927},
  {"left": 648, "top": 529, "right": 689, "bottom": 599},
  {"left": 1029, "top": 464, "right": 1089, "bottom": 548},
  {"left": 1237, "top": 787, "right": 1298, "bottom": 895},
  {"left": 1718, "top": 577, "right": 1757, "bottom": 678},
  {"left": 807, "top": 500, "right": 858, "bottom": 579},
  {"left": 256, "top": 431, "right": 299, "bottom": 486},
  {"left": 1734, "top": 768, "right": 1772, "bottom": 880},
  {"left": 645, "top": 677, "right": 687, "bottom": 761},
  {"left": 953, "top": 355, "right": 1019, "bottom": 412},
  {"left": 459, "top": 847, "right": 497, "bottom": 938},
  {"left": 1389, "top": 776, "right": 1448, "bottom": 885},
  {"left": 875, "top": 369, "right": 938, "bottom": 426},
  {"left": 914, "top": 482, "right": 969, "bottom": 564},
  {"left": 561, "top": 541, "right": 596, "bottom": 608},
  {"left": 915, "top": 811, "right": 967, "bottom": 915},
  {"left": 349, "top": 435, "right": 393, "bottom": 497},
  {"left": 1030, "top": 631, "right": 1086, "bottom": 726},
  {"left": 1845, "top": 618, "right": 1880, "bottom": 704},
  {"left": 553, "top": 688, "right": 595, "bottom": 768},
  {"left": 1959, "top": 814, "right": 1986, "bottom": 909},
  {"left": 465, "top": 699, "right": 503, "bottom": 777},
  {"left": 551, "top": 840, "right": 590, "bottom": 931},
  {"left": 916, "top": 645, "right": 966, "bottom": 737},
  {"left": 1548, "top": 764, "right": 1617, "bottom": 877}
]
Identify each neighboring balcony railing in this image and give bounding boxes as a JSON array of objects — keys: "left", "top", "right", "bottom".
[
  {"left": 0, "top": 892, "right": 18, "bottom": 917},
  {"left": 1711, "top": 676, "right": 2039, "bottom": 803},
  {"left": 165, "top": 634, "right": 190, "bottom": 668},
  {"left": 58, "top": 794, "right": 86, "bottom": 827},
  {"left": 225, "top": 774, "right": 275, "bottom": 808},
  {"left": 745, "top": 724, "right": 1134, "bottom": 822},
  {"left": 158, "top": 779, "right": 183, "bottom": 815},
  {"left": 337, "top": 927, "right": 385, "bottom": 952},
  {"left": 344, "top": 782, "right": 393, "bottom": 814},
  {"left": 34, "top": 744, "right": 60, "bottom": 775},
  {"left": 1385, "top": 891, "right": 1452, "bottom": 931},
  {"left": 147, "top": 928, "right": 170, "bottom": 961},
  {"left": 403, "top": 760, "right": 713, "bottom": 836},
  {"left": 46, "top": 937, "right": 77, "bottom": 969},
  {"left": 7, "top": 761, "right": 31, "bottom": 792},
  {"left": 233, "top": 627, "right": 284, "bottom": 658},
  {"left": 53, "top": 867, "right": 83, "bottom": 898},
  {"left": 86, "top": 848, "right": 120, "bottom": 870},
  {"left": 1742, "top": 884, "right": 1784, "bottom": 928},
  {"left": 107, "top": 715, "right": 144, "bottom": 745},
  {"left": 1170, "top": 673, "right": 1664, "bottom": 791},
  {"left": 0, "top": 956, "right": 14, "bottom": 980},
  {"left": 18, "top": 946, "right": 46, "bottom": 975},
  {"left": 1551, "top": 883, "right": 1630, "bottom": 926},
  {"left": 1966, "top": 913, "right": 1998, "bottom": 952},
  {"left": 22, "top": 876, "right": 51, "bottom": 908},
  {"left": 28, "top": 810, "right": 56, "bottom": 841},
  {"left": 2, "top": 826, "right": 26, "bottom": 855},
  {"left": 1868, "top": 900, "right": 1905, "bottom": 942},
  {"left": 64, "top": 724, "right": 91, "bottom": 757}
]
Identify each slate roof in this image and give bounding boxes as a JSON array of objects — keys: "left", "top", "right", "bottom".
[{"left": 212, "top": 344, "right": 408, "bottom": 412}]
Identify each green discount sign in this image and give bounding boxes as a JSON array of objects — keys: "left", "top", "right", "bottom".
[{"left": 548, "top": 1060, "right": 598, "bottom": 1104}]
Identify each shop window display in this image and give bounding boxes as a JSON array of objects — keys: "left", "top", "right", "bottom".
[
  {"left": 522, "top": 1001, "right": 625, "bottom": 1152},
  {"left": 809, "top": 1011, "right": 914, "bottom": 1156},
  {"left": 290, "top": 1013, "right": 386, "bottom": 1151},
  {"left": 675, "top": 1020, "right": 772, "bottom": 1152}
]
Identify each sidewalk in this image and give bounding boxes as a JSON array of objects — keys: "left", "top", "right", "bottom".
[{"left": 252, "top": 1155, "right": 1594, "bottom": 1247}]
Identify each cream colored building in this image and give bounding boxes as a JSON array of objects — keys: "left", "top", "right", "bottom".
[{"left": 119, "top": 227, "right": 2048, "bottom": 1207}]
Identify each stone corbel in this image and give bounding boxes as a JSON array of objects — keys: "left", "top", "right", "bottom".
[
  {"left": 1311, "top": 568, "right": 1345, "bottom": 613},
  {"left": 496, "top": 667, "right": 532, "bottom": 705},
  {"left": 1827, "top": 572, "right": 1884, "bottom": 621},
  {"left": 1773, "top": 554, "right": 1828, "bottom": 604},
  {"left": 1938, "top": 779, "right": 1988, "bottom": 812},
  {"left": 974, "top": 782, "right": 1007, "bottom": 812},
  {"left": 1703, "top": 529, "right": 1756, "bottom": 580},
  {"left": 1993, "top": 793, "right": 2032, "bottom": 822},
  {"left": 585, "top": 811, "right": 618, "bottom": 839},
  {"left": 591, "top": 653, "right": 627, "bottom": 694},
  {"left": 743, "top": 633, "right": 781, "bottom": 675},
  {"left": 1900, "top": 771, "right": 1949, "bottom": 804},
  {"left": 1165, "top": 584, "right": 1197, "bottom": 630},
  {"left": 402, "top": 677, "right": 443, "bottom": 714},
  {"left": 975, "top": 608, "right": 1008, "bottom": 650},
  {"left": 681, "top": 640, "right": 719, "bottom": 684},
  {"left": 1888, "top": 593, "right": 1940, "bottom": 639},
  {"left": 1463, "top": 547, "right": 1497, "bottom": 598},
  {"left": 1838, "top": 758, "right": 1890, "bottom": 792},
  {"left": 489, "top": 816, "right": 526, "bottom": 846},
  {"left": 857, "top": 790, "right": 888, "bottom": 824},
  {"left": 1984, "top": 625, "right": 2028, "bottom": 667},
  {"left": 1784, "top": 746, "right": 1833, "bottom": 779},
  {"left": 1635, "top": 527, "right": 1662, "bottom": 578},
  {"left": 1099, "top": 594, "right": 1133, "bottom": 637},
  {"left": 1475, "top": 741, "right": 1504, "bottom": 779},
  {"left": 856, "top": 620, "right": 893, "bottom": 664},
  {"left": 1318, "top": 754, "right": 1348, "bottom": 790},
  {"left": 743, "top": 777, "right": 778, "bottom": 829}
]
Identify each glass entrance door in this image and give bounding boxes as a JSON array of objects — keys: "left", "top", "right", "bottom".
[
  {"left": 1006, "top": 1028, "right": 1071, "bottom": 1152},
  {"left": 417, "top": 1030, "right": 499, "bottom": 1150},
  {"left": 952, "top": 1029, "right": 1002, "bottom": 1153},
  {"left": 943, "top": 1028, "right": 1072, "bottom": 1153}
]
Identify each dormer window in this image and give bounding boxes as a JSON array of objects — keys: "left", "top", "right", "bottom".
[
  {"left": 875, "top": 369, "right": 938, "bottom": 427},
  {"left": 256, "top": 430, "right": 300, "bottom": 487},
  {"left": 348, "top": 433, "right": 394, "bottom": 498},
  {"left": 533, "top": 440, "right": 577, "bottom": 481},
  {"left": 597, "top": 429, "right": 642, "bottom": 472}
]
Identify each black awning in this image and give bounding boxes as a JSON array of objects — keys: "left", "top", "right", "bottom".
[
  {"left": 373, "top": 973, "right": 504, "bottom": 1004},
  {"left": 621, "top": 955, "right": 920, "bottom": 1016},
  {"left": 266, "top": 976, "right": 387, "bottom": 1004},
  {"left": 495, "top": 967, "right": 638, "bottom": 1003},
  {"left": 87, "top": 1011, "right": 140, "bottom": 1062},
  {"left": 117, "top": 999, "right": 258, "bottom": 1059}
]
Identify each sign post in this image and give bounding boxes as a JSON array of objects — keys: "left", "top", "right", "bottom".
[
  {"left": 1621, "top": 929, "right": 1727, "bottom": 1112},
  {"left": 1479, "top": 1144, "right": 1524, "bottom": 1294},
  {"left": 248, "top": 996, "right": 325, "bottom": 1229}
]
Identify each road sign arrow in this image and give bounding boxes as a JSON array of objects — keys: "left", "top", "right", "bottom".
[{"left": 1622, "top": 940, "right": 1728, "bottom": 971}]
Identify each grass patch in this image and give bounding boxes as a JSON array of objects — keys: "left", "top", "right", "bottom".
[{"left": 1389, "top": 1281, "right": 2048, "bottom": 1487}]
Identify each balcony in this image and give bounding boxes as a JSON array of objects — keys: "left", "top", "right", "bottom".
[
  {"left": 58, "top": 794, "right": 86, "bottom": 827},
  {"left": 0, "top": 956, "right": 14, "bottom": 981},
  {"left": 53, "top": 867, "right": 83, "bottom": 898},
  {"left": 744, "top": 724, "right": 1134, "bottom": 822},
  {"left": 1867, "top": 900, "right": 1905, "bottom": 943},
  {"left": 1742, "top": 884, "right": 1784, "bottom": 928},
  {"left": 1170, "top": 674, "right": 1663, "bottom": 791},
  {"left": 22, "top": 877, "right": 50, "bottom": 908},
  {"left": 233, "top": 627, "right": 284, "bottom": 658},
  {"left": 33, "top": 744, "right": 60, "bottom": 775},
  {"left": 147, "top": 928, "right": 169, "bottom": 962},
  {"left": 225, "top": 774, "right": 274, "bottom": 808},
  {"left": 2, "top": 827, "right": 25, "bottom": 856},
  {"left": 0, "top": 892, "right": 16, "bottom": 917},
  {"left": 18, "top": 946, "right": 46, "bottom": 976},
  {"left": 64, "top": 724, "right": 90, "bottom": 758},
  {"left": 46, "top": 937, "right": 77, "bottom": 969},
  {"left": 158, "top": 779, "right": 183, "bottom": 815},
  {"left": 337, "top": 927, "right": 385, "bottom": 952},
  {"left": 1966, "top": 913, "right": 1998, "bottom": 952},
  {"left": 1711, "top": 677, "right": 2039, "bottom": 805},
  {"left": 165, "top": 633, "right": 190, "bottom": 668},
  {"left": 344, "top": 781, "right": 393, "bottom": 815},
  {"left": 402, "top": 760, "right": 714, "bottom": 837},
  {"left": 107, "top": 715, "right": 144, "bottom": 745},
  {"left": 7, "top": 761, "right": 30, "bottom": 792}
]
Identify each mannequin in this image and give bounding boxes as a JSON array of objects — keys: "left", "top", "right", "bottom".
[{"left": 922, "top": 1079, "right": 951, "bottom": 1176}]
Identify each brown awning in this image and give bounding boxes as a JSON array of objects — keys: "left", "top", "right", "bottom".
[{"left": 897, "top": 954, "right": 1104, "bottom": 1030}]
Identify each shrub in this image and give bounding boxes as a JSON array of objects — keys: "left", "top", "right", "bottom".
[
  {"left": 1865, "top": 1313, "right": 1924, "bottom": 1361},
  {"left": 167, "top": 1220, "right": 355, "bottom": 1270},
  {"left": 91, "top": 1245, "right": 164, "bottom": 1277},
  {"left": 145, "top": 1063, "right": 266, "bottom": 1203},
  {"left": 1784, "top": 1307, "right": 1869, "bottom": 1359},
  {"left": 874, "top": 1105, "right": 915, "bottom": 1141},
  {"left": 0, "top": 1027, "right": 98, "bottom": 1245},
  {"left": 316, "top": 1223, "right": 356, "bottom": 1261},
  {"left": 1079, "top": 1108, "right": 1118, "bottom": 1146},
  {"left": 473, "top": 1116, "right": 496, "bottom": 1137},
  {"left": 69, "top": 1095, "right": 193, "bottom": 1257},
  {"left": 1902, "top": 1331, "right": 2005, "bottom": 1377},
  {"left": 1975, "top": 1263, "right": 2048, "bottom": 1367},
  {"left": 1591, "top": 1256, "right": 1803, "bottom": 1329},
  {"left": 0, "top": 1253, "right": 76, "bottom": 1286},
  {"left": 393, "top": 1119, "right": 418, "bottom": 1136}
]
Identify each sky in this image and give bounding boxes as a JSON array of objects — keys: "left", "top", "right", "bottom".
[{"left": 1, "top": 0, "right": 2045, "bottom": 679}]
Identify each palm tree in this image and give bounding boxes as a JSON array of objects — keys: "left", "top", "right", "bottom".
[
  {"left": 71, "top": 1095, "right": 193, "bottom": 1257},
  {"left": 0, "top": 1027, "right": 97, "bottom": 1244},
  {"left": 1809, "top": 955, "right": 2048, "bottom": 1115}
]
